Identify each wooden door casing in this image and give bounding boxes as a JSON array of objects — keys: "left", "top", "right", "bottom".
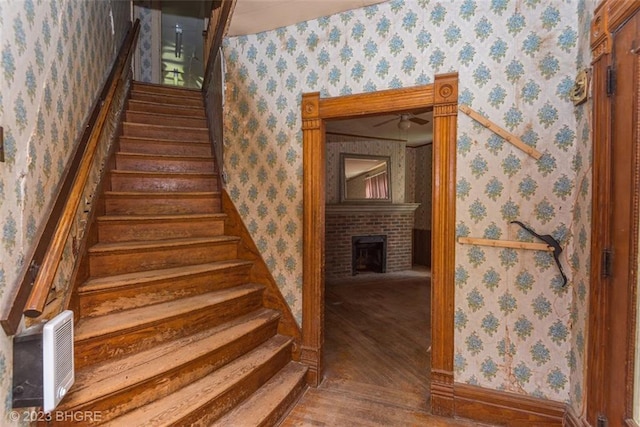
[{"left": 588, "top": 3, "right": 640, "bottom": 425}]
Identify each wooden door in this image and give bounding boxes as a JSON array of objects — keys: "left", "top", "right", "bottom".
[{"left": 603, "top": 10, "right": 639, "bottom": 426}]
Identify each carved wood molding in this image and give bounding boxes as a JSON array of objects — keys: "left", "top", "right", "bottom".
[
  {"left": 608, "top": 0, "right": 640, "bottom": 32},
  {"left": 430, "top": 72, "right": 458, "bottom": 417},
  {"left": 591, "top": 1, "right": 611, "bottom": 61},
  {"left": 301, "top": 76, "right": 458, "bottom": 408},
  {"left": 454, "top": 383, "right": 565, "bottom": 426}
]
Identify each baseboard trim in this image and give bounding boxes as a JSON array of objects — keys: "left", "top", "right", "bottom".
[
  {"left": 454, "top": 383, "right": 565, "bottom": 426},
  {"left": 563, "top": 403, "right": 588, "bottom": 427}
]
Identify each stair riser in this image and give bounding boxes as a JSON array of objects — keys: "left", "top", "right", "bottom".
[
  {"left": 123, "top": 123, "right": 209, "bottom": 142},
  {"left": 74, "top": 291, "right": 265, "bottom": 369},
  {"left": 119, "top": 138, "right": 211, "bottom": 156},
  {"left": 130, "top": 91, "right": 204, "bottom": 107},
  {"left": 89, "top": 241, "right": 238, "bottom": 277},
  {"left": 131, "top": 83, "right": 202, "bottom": 99},
  {"left": 104, "top": 195, "right": 221, "bottom": 215},
  {"left": 110, "top": 174, "right": 217, "bottom": 192},
  {"left": 257, "top": 370, "right": 307, "bottom": 427},
  {"left": 125, "top": 111, "right": 207, "bottom": 128},
  {"left": 79, "top": 263, "right": 253, "bottom": 317},
  {"left": 115, "top": 154, "right": 214, "bottom": 174},
  {"left": 97, "top": 217, "right": 224, "bottom": 243},
  {"left": 67, "top": 320, "right": 279, "bottom": 423},
  {"left": 179, "top": 342, "right": 292, "bottom": 426},
  {"left": 127, "top": 100, "right": 205, "bottom": 117}
]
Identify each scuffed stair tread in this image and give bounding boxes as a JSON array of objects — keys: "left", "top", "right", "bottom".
[
  {"left": 75, "top": 283, "right": 264, "bottom": 341},
  {"left": 105, "top": 190, "right": 219, "bottom": 197},
  {"left": 63, "top": 308, "right": 280, "bottom": 408},
  {"left": 126, "top": 100, "right": 205, "bottom": 116},
  {"left": 123, "top": 122, "right": 208, "bottom": 132},
  {"left": 117, "top": 151, "right": 214, "bottom": 161},
  {"left": 96, "top": 213, "right": 226, "bottom": 224},
  {"left": 103, "top": 335, "right": 292, "bottom": 427},
  {"left": 118, "top": 135, "right": 210, "bottom": 145},
  {"left": 212, "top": 362, "right": 308, "bottom": 427},
  {"left": 88, "top": 235, "right": 239, "bottom": 254},
  {"left": 79, "top": 260, "right": 251, "bottom": 293},
  {"left": 111, "top": 170, "right": 216, "bottom": 177},
  {"left": 132, "top": 81, "right": 201, "bottom": 94}
]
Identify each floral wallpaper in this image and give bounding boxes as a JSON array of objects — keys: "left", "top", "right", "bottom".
[
  {"left": 223, "top": 0, "right": 595, "bottom": 405},
  {"left": 0, "top": 0, "right": 130, "bottom": 423}
]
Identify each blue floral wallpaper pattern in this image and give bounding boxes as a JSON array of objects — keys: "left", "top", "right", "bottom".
[
  {"left": 0, "top": 0, "right": 130, "bottom": 422},
  {"left": 223, "top": 0, "right": 595, "bottom": 407}
]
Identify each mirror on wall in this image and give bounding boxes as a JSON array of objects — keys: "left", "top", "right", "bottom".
[{"left": 340, "top": 153, "right": 391, "bottom": 202}]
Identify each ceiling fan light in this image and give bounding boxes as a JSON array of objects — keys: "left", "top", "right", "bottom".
[{"left": 398, "top": 118, "right": 411, "bottom": 130}]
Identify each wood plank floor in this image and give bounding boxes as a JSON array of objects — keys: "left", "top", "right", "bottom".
[{"left": 282, "top": 269, "right": 484, "bottom": 426}]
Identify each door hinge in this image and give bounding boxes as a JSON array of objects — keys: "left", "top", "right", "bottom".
[
  {"left": 602, "top": 249, "right": 613, "bottom": 278},
  {"left": 606, "top": 66, "right": 615, "bottom": 96},
  {"left": 597, "top": 414, "right": 608, "bottom": 427}
]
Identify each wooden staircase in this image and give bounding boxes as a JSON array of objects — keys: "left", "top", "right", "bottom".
[{"left": 54, "top": 82, "right": 307, "bottom": 426}]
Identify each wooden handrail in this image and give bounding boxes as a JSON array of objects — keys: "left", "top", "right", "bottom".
[
  {"left": 22, "top": 20, "right": 140, "bottom": 318},
  {"left": 203, "top": 0, "right": 236, "bottom": 91}
]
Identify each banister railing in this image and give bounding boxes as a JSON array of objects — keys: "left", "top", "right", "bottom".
[
  {"left": 203, "top": 0, "right": 235, "bottom": 187},
  {"left": 0, "top": 19, "right": 140, "bottom": 334}
]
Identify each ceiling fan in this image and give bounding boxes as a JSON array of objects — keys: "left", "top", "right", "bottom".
[{"left": 372, "top": 113, "right": 430, "bottom": 130}]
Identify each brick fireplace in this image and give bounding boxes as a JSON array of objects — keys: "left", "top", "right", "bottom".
[{"left": 325, "top": 204, "right": 419, "bottom": 279}]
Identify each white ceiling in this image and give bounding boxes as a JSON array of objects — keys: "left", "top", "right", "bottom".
[{"left": 227, "top": 0, "right": 386, "bottom": 36}]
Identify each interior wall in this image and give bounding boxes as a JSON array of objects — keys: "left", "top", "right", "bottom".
[
  {"left": 0, "top": 0, "right": 130, "bottom": 420},
  {"left": 134, "top": 0, "right": 161, "bottom": 83},
  {"left": 413, "top": 145, "right": 432, "bottom": 231},
  {"left": 325, "top": 134, "right": 406, "bottom": 203},
  {"left": 223, "top": 0, "right": 593, "bottom": 404}
]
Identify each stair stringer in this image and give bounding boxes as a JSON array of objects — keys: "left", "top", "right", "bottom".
[{"left": 221, "top": 189, "right": 302, "bottom": 361}]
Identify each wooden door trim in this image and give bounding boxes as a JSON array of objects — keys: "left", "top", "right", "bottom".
[
  {"left": 301, "top": 73, "right": 458, "bottom": 416},
  {"left": 588, "top": 1, "right": 640, "bottom": 424}
]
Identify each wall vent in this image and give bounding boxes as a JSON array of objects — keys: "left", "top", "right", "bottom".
[{"left": 13, "top": 310, "right": 75, "bottom": 413}]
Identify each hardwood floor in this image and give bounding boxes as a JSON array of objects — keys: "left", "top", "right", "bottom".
[{"left": 282, "top": 268, "right": 482, "bottom": 426}]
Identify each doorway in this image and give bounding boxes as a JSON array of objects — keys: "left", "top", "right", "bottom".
[
  {"left": 301, "top": 73, "right": 459, "bottom": 416},
  {"left": 321, "top": 108, "right": 433, "bottom": 410},
  {"left": 160, "top": 1, "right": 206, "bottom": 88}
]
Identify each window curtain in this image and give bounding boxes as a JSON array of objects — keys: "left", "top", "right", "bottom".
[{"left": 365, "top": 171, "right": 388, "bottom": 199}]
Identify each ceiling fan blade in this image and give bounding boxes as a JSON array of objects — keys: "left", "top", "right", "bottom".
[
  {"left": 409, "top": 117, "right": 430, "bottom": 125},
  {"left": 372, "top": 117, "right": 398, "bottom": 127}
]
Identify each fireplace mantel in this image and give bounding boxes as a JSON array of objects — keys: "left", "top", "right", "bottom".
[{"left": 326, "top": 203, "right": 420, "bottom": 214}]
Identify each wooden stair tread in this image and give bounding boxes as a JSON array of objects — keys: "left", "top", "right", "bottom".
[
  {"left": 64, "top": 308, "right": 280, "bottom": 408},
  {"left": 118, "top": 135, "right": 210, "bottom": 145},
  {"left": 110, "top": 170, "right": 216, "bottom": 177},
  {"left": 96, "top": 213, "right": 225, "bottom": 223},
  {"left": 88, "top": 235, "right": 239, "bottom": 254},
  {"left": 79, "top": 260, "right": 252, "bottom": 293},
  {"left": 105, "top": 190, "right": 219, "bottom": 198},
  {"left": 117, "top": 151, "right": 214, "bottom": 161},
  {"left": 212, "top": 362, "right": 308, "bottom": 427},
  {"left": 103, "top": 335, "right": 292, "bottom": 427},
  {"left": 123, "top": 122, "right": 208, "bottom": 132},
  {"left": 75, "top": 283, "right": 265, "bottom": 341},
  {"left": 126, "top": 99, "right": 205, "bottom": 116},
  {"left": 132, "top": 81, "right": 202, "bottom": 95},
  {"left": 124, "top": 110, "right": 207, "bottom": 122},
  {"left": 130, "top": 90, "right": 204, "bottom": 103}
]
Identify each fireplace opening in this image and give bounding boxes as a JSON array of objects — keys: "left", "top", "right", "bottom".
[{"left": 352, "top": 235, "right": 387, "bottom": 275}]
